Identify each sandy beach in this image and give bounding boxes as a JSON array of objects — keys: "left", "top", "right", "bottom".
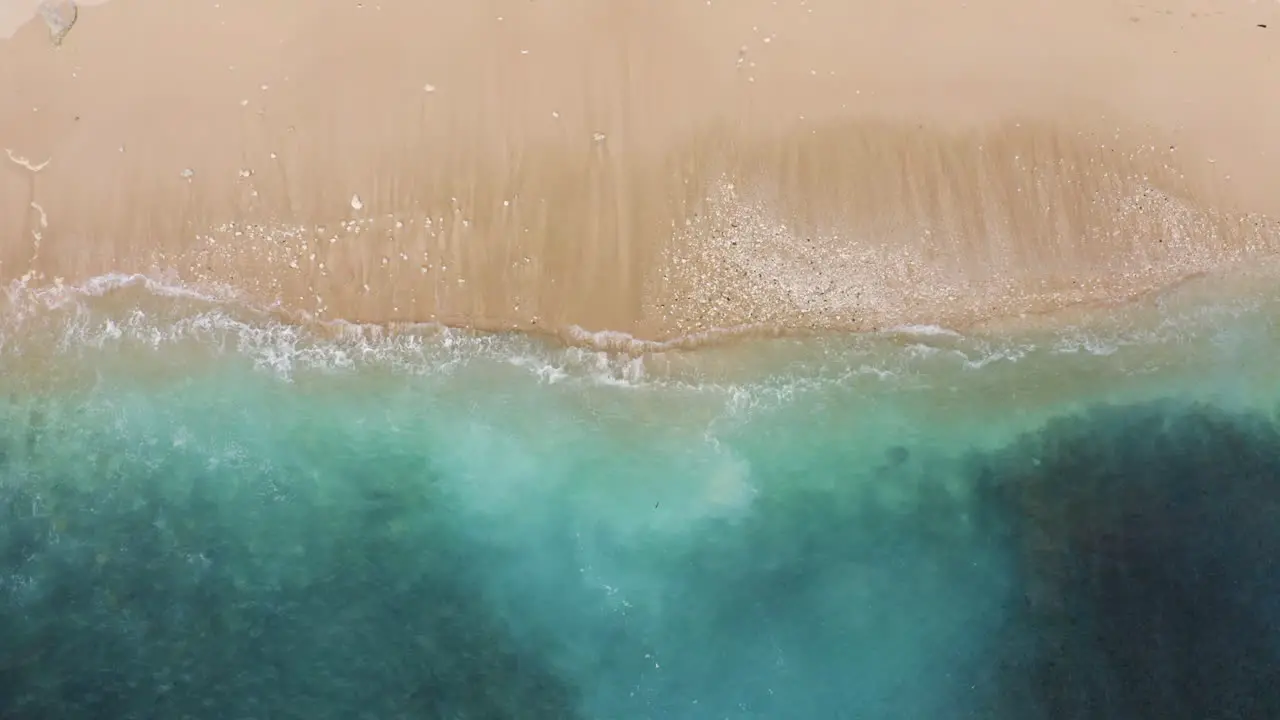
[{"left": 2, "top": 0, "right": 1278, "bottom": 339}]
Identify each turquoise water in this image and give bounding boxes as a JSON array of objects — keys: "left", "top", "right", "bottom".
[{"left": 2, "top": 275, "right": 1280, "bottom": 718}]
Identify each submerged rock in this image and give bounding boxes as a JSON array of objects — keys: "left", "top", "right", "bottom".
[{"left": 38, "top": 0, "right": 77, "bottom": 47}]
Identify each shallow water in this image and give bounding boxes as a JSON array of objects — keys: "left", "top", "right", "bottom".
[{"left": 2, "top": 275, "right": 1280, "bottom": 719}]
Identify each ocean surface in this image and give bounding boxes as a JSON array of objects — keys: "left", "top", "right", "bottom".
[{"left": 2, "top": 272, "right": 1280, "bottom": 719}]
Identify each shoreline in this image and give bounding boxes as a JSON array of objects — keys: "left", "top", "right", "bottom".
[
  {"left": 3, "top": 0, "right": 1279, "bottom": 340},
  {"left": 2, "top": 258, "right": 1276, "bottom": 357},
  {"left": 2, "top": 266, "right": 1278, "bottom": 454}
]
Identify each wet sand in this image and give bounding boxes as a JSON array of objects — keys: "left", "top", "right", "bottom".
[{"left": 2, "top": 0, "right": 1278, "bottom": 339}]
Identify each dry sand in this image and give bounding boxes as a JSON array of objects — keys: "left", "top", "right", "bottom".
[{"left": 1, "top": 0, "right": 1278, "bottom": 341}]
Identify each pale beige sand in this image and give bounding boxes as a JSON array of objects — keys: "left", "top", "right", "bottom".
[{"left": 2, "top": 0, "right": 1278, "bottom": 340}]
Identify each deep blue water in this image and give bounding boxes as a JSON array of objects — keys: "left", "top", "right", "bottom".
[{"left": 1, "top": 277, "right": 1279, "bottom": 719}]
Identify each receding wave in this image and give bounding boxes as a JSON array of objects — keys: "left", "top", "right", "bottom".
[{"left": 1, "top": 271, "right": 1273, "bottom": 386}]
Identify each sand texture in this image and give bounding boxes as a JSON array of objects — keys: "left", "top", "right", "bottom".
[{"left": 2, "top": 0, "right": 1279, "bottom": 339}]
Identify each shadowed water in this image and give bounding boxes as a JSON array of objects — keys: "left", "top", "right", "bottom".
[{"left": 1, "top": 279, "right": 1279, "bottom": 719}]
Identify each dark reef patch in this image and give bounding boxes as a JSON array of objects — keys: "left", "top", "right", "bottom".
[{"left": 978, "top": 400, "right": 1280, "bottom": 719}]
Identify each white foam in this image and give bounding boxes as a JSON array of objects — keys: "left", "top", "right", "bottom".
[
  {"left": 0, "top": 270, "right": 1258, "bottom": 411},
  {"left": 1052, "top": 334, "right": 1119, "bottom": 356},
  {"left": 885, "top": 324, "right": 963, "bottom": 338},
  {"left": 564, "top": 322, "right": 785, "bottom": 354},
  {"left": 3, "top": 147, "right": 50, "bottom": 172},
  {"left": 955, "top": 344, "right": 1030, "bottom": 369}
]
